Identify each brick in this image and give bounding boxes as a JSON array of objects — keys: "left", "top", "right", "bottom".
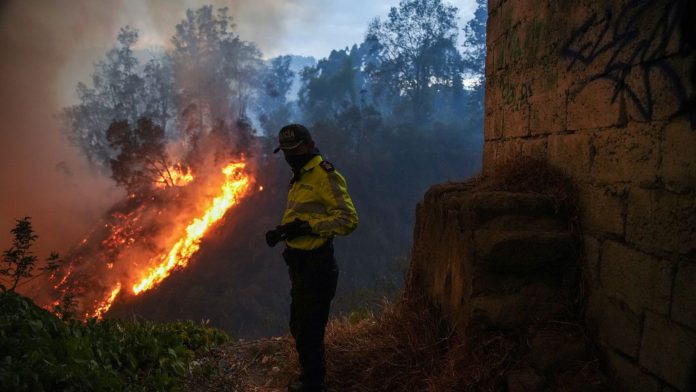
[
  {"left": 503, "top": 103, "right": 530, "bottom": 137},
  {"left": 567, "top": 79, "right": 623, "bottom": 130},
  {"left": 661, "top": 118, "right": 696, "bottom": 193},
  {"left": 672, "top": 262, "right": 696, "bottom": 330},
  {"left": 587, "top": 292, "right": 642, "bottom": 358},
  {"left": 626, "top": 187, "right": 696, "bottom": 255},
  {"left": 496, "top": 137, "right": 547, "bottom": 163},
  {"left": 483, "top": 141, "right": 497, "bottom": 173},
  {"left": 548, "top": 132, "right": 591, "bottom": 180},
  {"left": 627, "top": 56, "right": 695, "bottom": 124},
  {"left": 639, "top": 312, "right": 696, "bottom": 391},
  {"left": 485, "top": 109, "right": 504, "bottom": 141},
  {"left": 582, "top": 235, "right": 600, "bottom": 288},
  {"left": 601, "top": 240, "right": 673, "bottom": 314},
  {"left": 529, "top": 90, "right": 566, "bottom": 135},
  {"left": 606, "top": 350, "right": 661, "bottom": 392},
  {"left": 578, "top": 184, "right": 626, "bottom": 236},
  {"left": 590, "top": 124, "right": 659, "bottom": 185}
]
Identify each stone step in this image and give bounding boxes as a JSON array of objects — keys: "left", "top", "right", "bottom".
[
  {"left": 471, "top": 192, "right": 566, "bottom": 224},
  {"left": 475, "top": 230, "right": 576, "bottom": 274}
]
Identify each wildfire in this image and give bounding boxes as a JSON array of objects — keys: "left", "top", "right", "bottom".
[
  {"left": 157, "top": 163, "right": 194, "bottom": 188},
  {"left": 132, "top": 161, "right": 251, "bottom": 294},
  {"left": 87, "top": 283, "right": 121, "bottom": 320}
]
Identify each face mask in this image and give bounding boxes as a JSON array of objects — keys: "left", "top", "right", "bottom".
[{"left": 284, "top": 153, "right": 315, "bottom": 172}]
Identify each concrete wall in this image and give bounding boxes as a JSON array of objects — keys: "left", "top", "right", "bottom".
[{"left": 483, "top": 0, "right": 696, "bottom": 390}]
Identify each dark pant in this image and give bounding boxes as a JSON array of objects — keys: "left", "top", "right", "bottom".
[{"left": 283, "top": 244, "right": 338, "bottom": 389}]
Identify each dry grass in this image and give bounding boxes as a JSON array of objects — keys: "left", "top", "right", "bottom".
[{"left": 321, "top": 295, "right": 522, "bottom": 392}]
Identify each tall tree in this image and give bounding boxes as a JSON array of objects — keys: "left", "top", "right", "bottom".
[
  {"left": 63, "top": 26, "right": 146, "bottom": 169},
  {"left": 255, "top": 55, "right": 295, "bottom": 134},
  {"left": 170, "top": 5, "right": 262, "bottom": 136},
  {"left": 366, "top": 0, "right": 463, "bottom": 121},
  {"left": 462, "top": 0, "right": 487, "bottom": 78}
]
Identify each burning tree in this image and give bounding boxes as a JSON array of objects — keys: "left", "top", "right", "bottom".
[
  {"left": 107, "top": 117, "right": 181, "bottom": 194},
  {"left": 43, "top": 5, "right": 275, "bottom": 320}
]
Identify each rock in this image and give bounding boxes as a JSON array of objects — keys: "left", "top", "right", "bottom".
[
  {"left": 506, "top": 367, "right": 545, "bottom": 392},
  {"left": 529, "top": 332, "right": 588, "bottom": 372}
]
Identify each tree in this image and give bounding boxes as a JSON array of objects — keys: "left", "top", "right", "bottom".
[
  {"left": 1, "top": 217, "right": 60, "bottom": 292},
  {"left": 255, "top": 55, "right": 295, "bottom": 134},
  {"left": 462, "top": 0, "right": 487, "bottom": 79},
  {"left": 170, "top": 6, "right": 262, "bottom": 133},
  {"left": 63, "top": 26, "right": 147, "bottom": 169},
  {"left": 106, "top": 117, "right": 173, "bottom": 194},
  {"left": 366, "top": 0, "right": 463, "bottom": 120}
]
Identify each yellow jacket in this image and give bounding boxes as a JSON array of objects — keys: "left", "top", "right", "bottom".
[{"left": 282, "top": 155, "right": 358, "bottom": 250}]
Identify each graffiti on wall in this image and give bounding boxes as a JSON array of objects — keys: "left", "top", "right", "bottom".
[
  {"left": 562, "top": 0, "right": 695, "bottom": 129},
  {"left": 500, "top": 75, "right": 533, "bottom": 112}
]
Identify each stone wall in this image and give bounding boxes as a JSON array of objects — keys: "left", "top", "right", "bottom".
[{"left": 483, "top": 0, "right": 696, "bottom": 390}]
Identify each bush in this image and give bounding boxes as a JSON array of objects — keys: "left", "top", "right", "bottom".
[{"left": 0, "top": 291, "right": 229, "bottom": 391}]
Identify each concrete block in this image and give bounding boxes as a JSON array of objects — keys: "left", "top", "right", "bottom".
[
  {"left": 590, "top": 124, "right": 659, "bottom": 185},
  {"left": 587, "top": 292, "right": 642, "bottom": 358},
  {"left": 672, "top": 262, "right": 696, "bottom": 330},
  {"left": 567, "top": 79, "right": 623, "bottom": 130},
  {"left": 661, "top": 118, "right": 696, "bottom": 193},
  {"left": 548, "top": 132, "right": 591, "bottom": 180},
  {"left": 639, "top": 312, "right": 696, "bottom": 392},
  {"left": 578, "top": 184, "right": 626, "bottom": 236},
  {"left": 626, "top": 187, "right": 696, "bottom": 255},
  {"left": 606, "top": 349, "right": 661, "bottom": 392},
  {"left": 600, "top": 240, "right": 673, "bottom": 315}
]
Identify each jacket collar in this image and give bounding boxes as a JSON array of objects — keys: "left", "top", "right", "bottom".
[{"left": 301, "top": 155, "right": 323, "bottom": 172}]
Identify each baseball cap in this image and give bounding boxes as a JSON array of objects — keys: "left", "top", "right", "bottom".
[{"left": 273, "top": 124, "right": 313, "bottom": 153}]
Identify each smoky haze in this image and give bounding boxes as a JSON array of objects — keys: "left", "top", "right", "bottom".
[
  {"left": 0, "top": 0, "right": 310, "bottom": 260},
  {"left": 0, "top": 0, "right": 487, "bottom": 337}
]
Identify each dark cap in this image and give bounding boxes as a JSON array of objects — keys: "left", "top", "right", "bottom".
[{"left": 273, "top": 124, "right": 313, "bottom": 153}]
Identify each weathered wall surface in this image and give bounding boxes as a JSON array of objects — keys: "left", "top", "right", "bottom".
[{"left": 482, "top": 0, "right": 696, "bottom": 390}]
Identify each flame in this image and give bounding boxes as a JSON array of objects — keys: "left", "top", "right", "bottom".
[
  {"left": 157, "top": 163, "right": 194, "bottom": 188},
  {"left": 87, "top": 283, "right": 121, "bottom": 320},
  {"left": 132, "top": 162, "right": 250, "bottom": 295}
]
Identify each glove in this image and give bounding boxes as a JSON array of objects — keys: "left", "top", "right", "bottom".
[
  {"left": 281, "top": 219, "right": 313, "bottom": 240},
  {"left": 265, "top": 229, "right": 283, "bottom": 247}
]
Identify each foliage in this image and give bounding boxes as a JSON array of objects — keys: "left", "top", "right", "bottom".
[
  {"left": 1, "top": 217, "right": 60, "bottom": 292},
  {"left": 461, "top": 0, "right": 488, "bottom": 77},
  {"left": 366, "top": 0, "right": 463, "bottom": 120},
  {"left": 0, "top": 291, "right": 229, "bottom": 391},
  {"left": 255, "top": 55, "right": 295, "bottom": 134},
  {"left": 106, "top": 117, "right": 172, "bottom": 194}
]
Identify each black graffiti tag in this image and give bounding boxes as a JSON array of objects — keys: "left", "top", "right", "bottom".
[{"left": 562, "top": 0, "right": 694, "bottom": 129}]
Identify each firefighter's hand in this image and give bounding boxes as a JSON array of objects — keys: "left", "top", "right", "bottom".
[
  {"left": 265, "top": 229, "right": 283, "bottom": 247},
  {"left": 282, "top": 219, "right": 312, "bottom": 239}
]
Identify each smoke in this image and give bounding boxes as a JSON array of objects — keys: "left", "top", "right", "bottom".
[{"left": 0, "top": 0, "right": 310, "bottom": 263}]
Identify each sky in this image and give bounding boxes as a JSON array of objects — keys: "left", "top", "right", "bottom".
[{"left": 0, "top": 0, "right": 477, "bottom": 257}]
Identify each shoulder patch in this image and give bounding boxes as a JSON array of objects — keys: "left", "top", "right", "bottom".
[{"left": 319, "top": 160, "right": 335, "bottom": 173}]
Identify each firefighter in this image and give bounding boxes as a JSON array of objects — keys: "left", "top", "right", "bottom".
[{"left": 265, "top": 124, "right": 358, "bottom": 392}]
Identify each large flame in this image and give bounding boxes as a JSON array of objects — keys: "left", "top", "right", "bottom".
[
  {"left": 87, "top": 283, "right": 122, "bottom": 320},
  {"left": 132, "top": 161, "right": 250, "bottom": 294}
]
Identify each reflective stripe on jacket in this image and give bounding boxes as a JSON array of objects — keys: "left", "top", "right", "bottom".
[{"left": 282, "top": 155, "right": 358, "bottom": 250}]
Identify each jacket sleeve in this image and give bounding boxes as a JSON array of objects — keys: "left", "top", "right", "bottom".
[{"left": 308, "top": 170, "right": 358, "bottom": 237}]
